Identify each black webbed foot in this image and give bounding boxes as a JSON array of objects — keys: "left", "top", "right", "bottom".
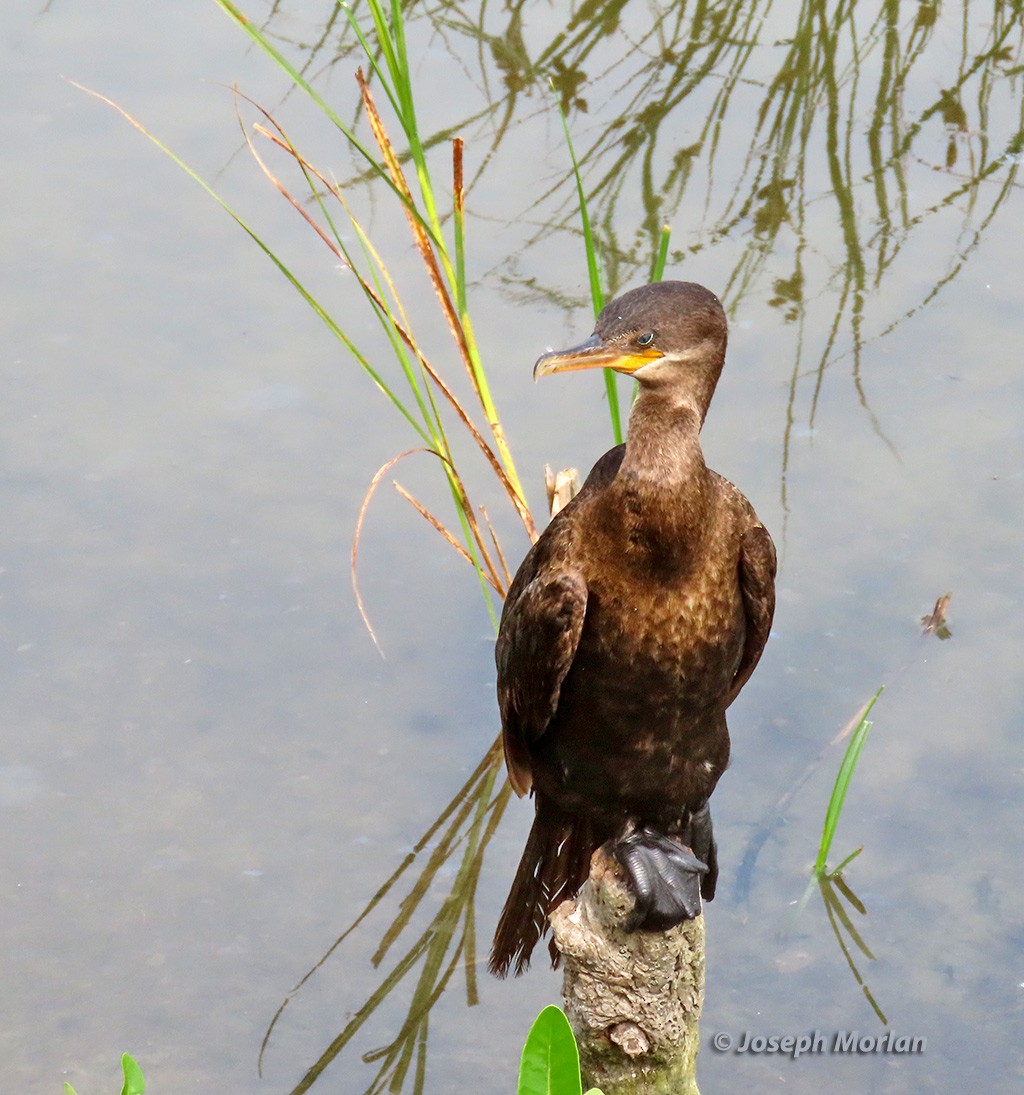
[{"left": 613, "top": 825, "right": 709, "bottom": 932}]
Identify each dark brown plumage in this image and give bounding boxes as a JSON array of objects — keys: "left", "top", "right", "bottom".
[{"left": 490, "top": 281, "right": 776, "bottom": 977}]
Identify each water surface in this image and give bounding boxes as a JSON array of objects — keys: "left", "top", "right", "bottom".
[{"left": 3, "top": 2, "right": 1022, "bottom": 1092}]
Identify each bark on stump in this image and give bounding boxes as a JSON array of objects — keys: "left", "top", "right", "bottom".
[{"left": 549, "top": 846, "right": 704, "bottom": 1095}]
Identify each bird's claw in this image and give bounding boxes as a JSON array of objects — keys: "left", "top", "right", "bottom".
[{"left": 612, "top": 803, "right": 718, "bottom": 932}]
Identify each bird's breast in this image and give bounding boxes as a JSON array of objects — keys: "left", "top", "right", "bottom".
[
  {"left": 578, "top": 561, "right": 745, "bottom": 711},
  {"left": 533, "top": 550, "right": 745, "bottom": 821}
]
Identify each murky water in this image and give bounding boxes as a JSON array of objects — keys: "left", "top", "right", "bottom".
[{"left": 3, "top": 1, "right": 1022, "bottom": 1092}]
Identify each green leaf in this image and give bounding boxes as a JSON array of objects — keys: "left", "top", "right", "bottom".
[
  {"left": 120, "top": 1053, "right": 145, "bottom": 1095},
  {"left": 63, "top": 1085, "right": 77, "bottom": 1095},
  {"left": 815, "top": 686, "right": 883, "bottom": 874},
  {"left": 650, "top": 223, "right": 672, "bottom": 282},
  {"left": 550, "top": 85, "right": 623, "bottom": 447},
  {"left": 518, "top": 1005, "right": 583, "bottom": 1095}
]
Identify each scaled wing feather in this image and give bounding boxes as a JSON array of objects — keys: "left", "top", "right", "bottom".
[{"left": 495, "top": 570, "right": 587, "bottom": 796}]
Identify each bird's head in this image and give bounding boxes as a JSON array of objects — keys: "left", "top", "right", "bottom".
[{"left": 534, "top": 281, "right": 728, "bottom": 421}]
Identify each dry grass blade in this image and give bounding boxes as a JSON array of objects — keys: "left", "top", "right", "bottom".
[
  {"left": 392, "top": 482, "right": 476, "bottom": 568},
  {"left": 246, "top": 111, "right": 421, "bottom": 361},
  {"left": 393, "top": 482, "right": 504, "bottom": 595},
  {"left": 827, "top": 687, "right": 883, "bottom": 751},
  {"left": 356, "top": 69, "right": 469, "bottom": 373},
  {"left": 355, "top": 449, "right": 508, "bottom": 653},
  {"left": 249, "top": 114, "right": 535, "bottom": 542},
  {"left": 355, "top": 71, "right": 535, "bottom": 539},
  {"left": 478, "top": 505, "right": 511, "bottom": 590},
  {"left": 409, "top": 358, "right": 536, "bottom": 540},
  {"left": 453, "top": 136, "right": 464, "bottom": 219},
  {"left": 237, "top": 107, "right": 345, "bottom": 262},
  {"left": 352, "top": 449, "right": 438, "bottom": 654}
]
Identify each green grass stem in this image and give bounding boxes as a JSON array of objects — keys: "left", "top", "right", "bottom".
[
  {"left": 650, "top": 223, "right": 672, "bottom": 282},
  {"left": 344, "top": 1, "right": 529, "bottom": 508},
  {"left": 552, "top": 84, "right": 623, "bottom": 446},
  {"left": 217, "top": 0, "right": 533, "bottom": 548},
  {"left": 213, "top": 1, "right": 436, "bottom": 241},
  {"left": 815, "top": 686, "right": 884, "bottom": 875}
]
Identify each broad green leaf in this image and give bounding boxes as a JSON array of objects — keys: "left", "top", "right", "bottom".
[
  {"left": 120, "top": 1053, "right": 145, "bottom": 1095},
  {"left": 519, "top": 1005, "right": 582, "bottom": 1095}
]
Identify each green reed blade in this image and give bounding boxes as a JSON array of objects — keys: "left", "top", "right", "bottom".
[
  {"left": 552, "top": 84, "right": 623, "bottom": 446},
  {"left": 816, "top": 686, "right": 884, "bottom": 874},
  {"left": 651, "top": 223, "right": 672, "bottom": 282}
]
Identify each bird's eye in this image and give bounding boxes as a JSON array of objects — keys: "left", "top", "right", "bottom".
[{"left": 636, "top": 331, "right": 655, "bottom": 347}]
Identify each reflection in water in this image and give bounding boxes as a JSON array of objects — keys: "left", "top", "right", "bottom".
[
  {"left": 267, "top": 0, "right": 1023, "bottom": 518},
  {"left": 816, "top": 870, "right": 887, "bottom": 1025},
  {"left": 235, "top": 1, "right": 1016, "bottom": 1090},
  {"left": 262, "top": 740, "right": 510, "bottom": 1093},
  {"left": 736, "top": 592, "right": 951, "bottom": 905},
  {"left": 760, "top": 593, "right": 952, "bottom": 1032}
]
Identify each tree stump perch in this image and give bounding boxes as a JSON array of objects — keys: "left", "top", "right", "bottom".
[{"left": 549, "top": 845, "right": 704, "bottom": 1095}]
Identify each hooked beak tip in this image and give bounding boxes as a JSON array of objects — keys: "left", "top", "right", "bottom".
[{"left": 533, "top": 332, "right": 606, "bottom": 379}]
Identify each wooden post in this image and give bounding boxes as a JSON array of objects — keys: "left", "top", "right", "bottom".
[{"left": 549, "top": 846, "right": 704, "bottom": 1095}]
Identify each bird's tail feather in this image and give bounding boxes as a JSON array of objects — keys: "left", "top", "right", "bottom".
[{"left": 489, "top": 795, "right": 598, "bottom": 978}]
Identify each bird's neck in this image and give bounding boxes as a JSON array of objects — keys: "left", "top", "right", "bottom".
[
  {"left": 620, "top": 390, "right": 709, "bottom": 493},
  {"left": 602, "top": 391, "right": 714, "bottom": 568}
]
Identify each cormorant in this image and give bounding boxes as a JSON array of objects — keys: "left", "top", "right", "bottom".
[{"left": 490, "top": 280, "right": 776, "bottom": 977}]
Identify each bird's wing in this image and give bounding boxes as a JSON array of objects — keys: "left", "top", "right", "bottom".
[
  {"left": 495, "top": 564, "right": 588, "bottom": 797},
  {"left": 727, "top": 521, "right": 777, "bottom": 707},
  {"left": 494, "top": 445, "right": 623, "bottom": 797}
]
